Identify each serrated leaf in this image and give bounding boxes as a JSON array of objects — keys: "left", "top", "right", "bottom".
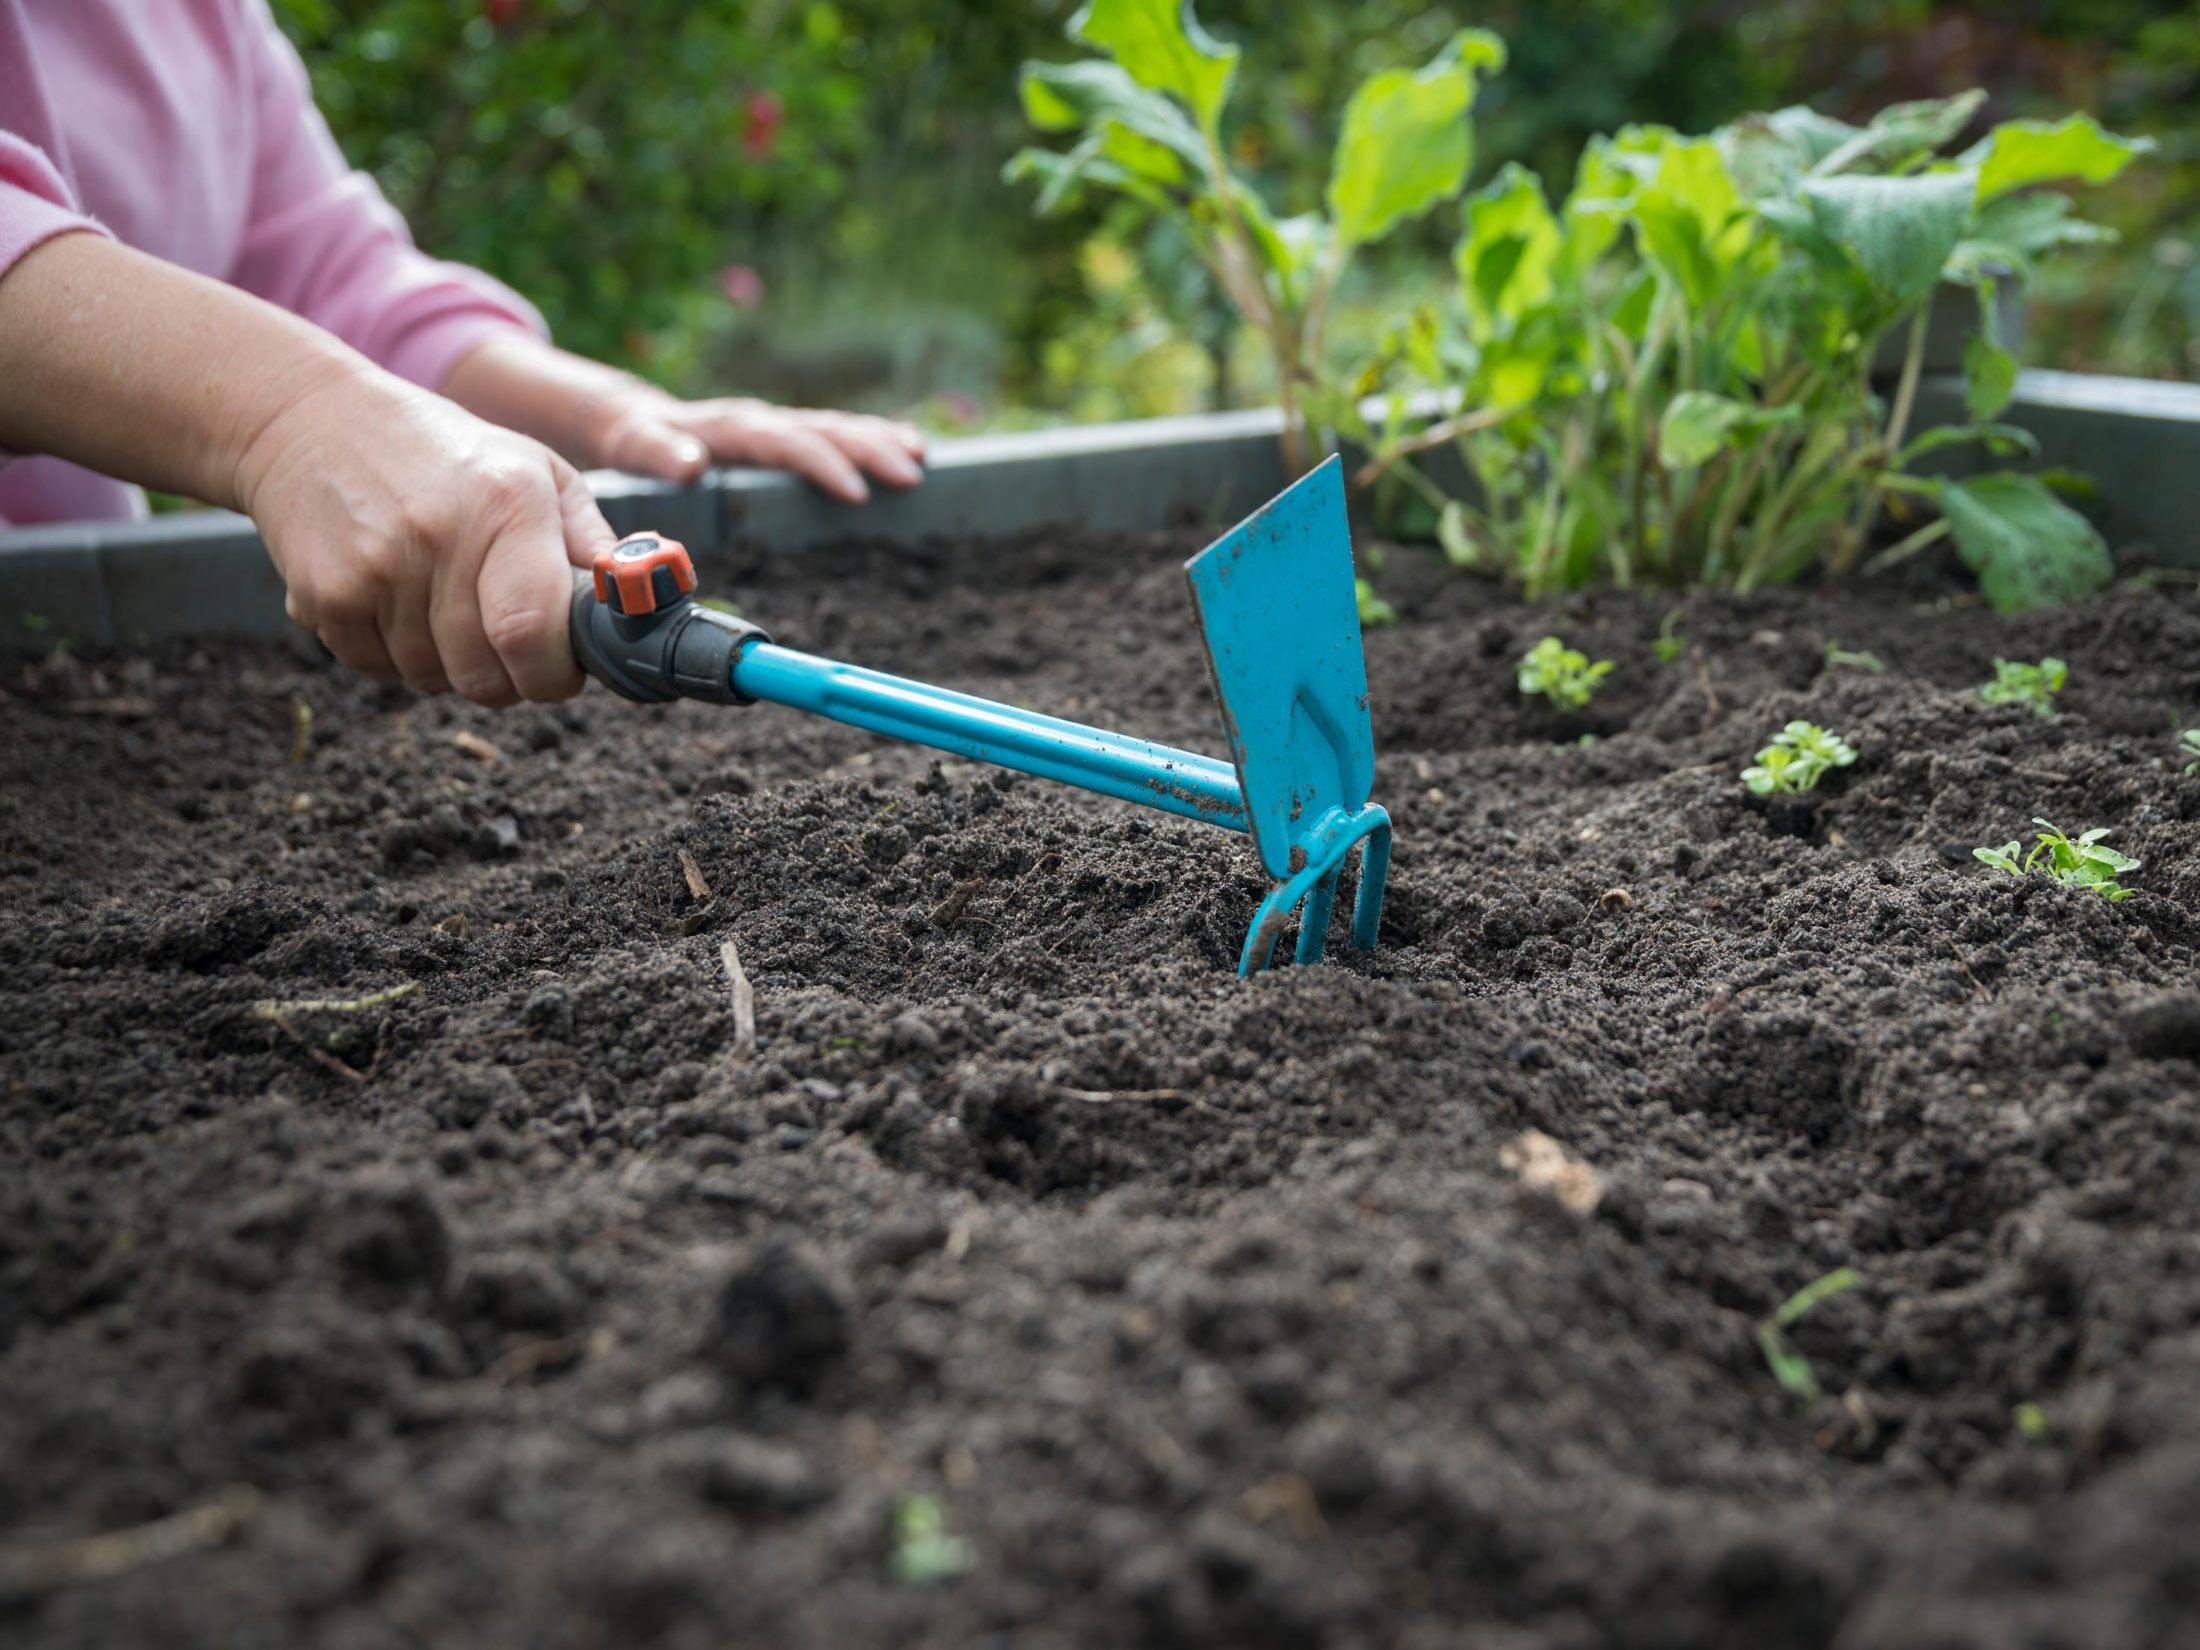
[
  {"left": 1329, "top": 31, "right": 1504, "bottom": 251},
  {"left": 1071, "top": 0, "right": 1239, "bottom": 134},
  {"left": 1937, "top": 472, "right": 2113, "bottom": 612},
  {"left": 1802, "top": 170, "right": 1974, "bottom": 305},
  {"left": 1456, "top": 163, "right": 1560, "bottom": 333},
  {"left": 1966, "top": 114, "right": 2154, "bottom": 204}
]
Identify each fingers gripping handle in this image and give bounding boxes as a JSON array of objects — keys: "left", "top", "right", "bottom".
[{"left": 569, "top": 533, "right": 770, "bottom": 704}]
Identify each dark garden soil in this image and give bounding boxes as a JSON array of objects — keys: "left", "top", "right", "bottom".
[{"left": 4, "top": 524, "right": 2200, "bottom": 1650}]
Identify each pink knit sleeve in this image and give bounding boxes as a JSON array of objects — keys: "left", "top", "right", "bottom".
[
  {"left": 0, "top": 131, "right": 111, "bottom": 284},
  {"left": 228, "top": 0, "right": 548, "bottom": 389}
]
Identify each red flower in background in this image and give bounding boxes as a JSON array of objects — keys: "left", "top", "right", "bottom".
[
  {"left": 483, "top": 0, "right": 521, "bottom": 26},
  {"left": 720, "top": 265, "right": 765, "bottom": 309},
  {"left": 741, "top": 90, "right": 785, "bottom": 162}
]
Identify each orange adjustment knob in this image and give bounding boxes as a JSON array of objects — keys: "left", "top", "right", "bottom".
[{"left": 593, "top": 533, "right": 698, "bottom": 617}]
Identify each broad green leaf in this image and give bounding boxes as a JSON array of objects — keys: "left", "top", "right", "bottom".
[
  {"left": 1972, "top": 190, "right": 2119, "bottom": 257},
  {"left": 1762, "top": 106, "right": 1861, "bottom": 168},
  {"left": 1071, "top": 0, "right": 1239, "bottom": 135},
  {"left": 1937, "top": 472, "right": 2113, "bottom": 612},
  {"left": 1657, "top": 391, "right": 1800, "bottom": 468},
  {"left": 1802, "top": 171, "right": 1973, "bottom": 305},
  {"left": 1005, "top": 139, "right": 1168, "bottom": 216},
  {"left": 1632, "top": 138, "right": 1745, "bottom": 306},
  {"left": 1559, "top": 136, "right": 1636, "bottom": 271},
  {"left": 1329, "top": 31, "right": 1505, "bottom": 251},
  {"left": 1456, "top": 163, "right": 1560, "bottom": 333},
  {"left": 1812, "top": 91, "right": 1986, "bottom": 176},
  {"left": 1436, "top": 500, "right": 1480, "bottom": 567},
  {"left": 1018, "top": 61, "right": 1207, "bottom": 170},
  {"left": 1966, "top": 114, "right": 2154, "bottom": 204}
]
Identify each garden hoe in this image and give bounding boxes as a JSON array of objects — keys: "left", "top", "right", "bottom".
[{"left": 569, "top": 455, "right": 1391, "bottom": 975}]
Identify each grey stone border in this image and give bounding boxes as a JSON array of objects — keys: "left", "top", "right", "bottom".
[{"left": 1, "top": 372, "right": 2192, "bottom": 648}]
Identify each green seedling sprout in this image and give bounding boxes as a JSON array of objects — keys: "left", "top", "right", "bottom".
[
  {"left": 1743, "top": 722, "right": 1858, "bottom": 796},
  {"left": 1978, "top": 656, "right": 2066, "bottom": 717},
  {"left": 1823, "top": 642, "right": 1886, "bottom": 675},
  {"left": 2012, "top": 1402, "right": 2052, "bottom": 1444},
  {"left": 1355, "top": 577, "right": 1397, "bottom": 628},
  {"left": 1518, "top": 636, "right": 1613, "bottom": 710},
  {"left": 1974, "top": 818, "right": 2140, "bottom": 901},
  {"left": 890, "top": 1495, "right": 972, "bottom": 1585},
  {"left": 1756, "top": 1266, "right": 1860, "bottom": 1409},
  {"left": 1653, "top": 610, "right": 1686, "bottom": 665},
  {"left": 2179, "top": 728, "right": 2198, "bottom": 776}
]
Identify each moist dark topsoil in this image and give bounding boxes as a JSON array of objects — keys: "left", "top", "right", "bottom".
[{"left": 3, "top": 526, "right": 2200, "bottom": 1650}]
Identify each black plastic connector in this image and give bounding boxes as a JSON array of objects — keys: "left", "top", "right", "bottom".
[{"left": 569, "top": 574, "right": 771, "bottom": 705}]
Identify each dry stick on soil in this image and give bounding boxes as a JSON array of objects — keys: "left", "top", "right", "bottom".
[
  {"left": 450, "top": 728, "right": 502, "bottom": 763},
  {"left": 1946, "top": 939, "right": 1993, "bottom": 1003},
  {"left": 677, "top": 847, "right": 713, "bottom": 902},
  {"left": 1692, "top": 644, "right": 1722, "bottom": 730},
  {"left": 0, "top": 1485, "right": 261, "bottom": 1600},
  {"left": 249, "top": 983, "right": 421, "bottom": 1084},
  {"left": 720, "top": 939, "right": 757, "bottom": 1054},
  {"left": 288, "top": 694, "right": 313, "bottom": 765}
]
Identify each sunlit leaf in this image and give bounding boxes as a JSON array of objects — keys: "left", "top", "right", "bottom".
[
  {"left": 1456, "top": 163, "right": 1560, "bottom": 333},
  {"left": 1811, "top": 91, "right": 1985, "bottom": 175},
  {"left": 1656, "top": 391, "right": 1800, "bottom": 468},
  {"left": 1965, "top": 114, "right": 2154, "bottom": 204},
  {"left": 1070, "top": 0, "right": 1239, "bottom": 134},
  {"left": 1329, "top": 31, "right": 1505, "bottom": 251}
]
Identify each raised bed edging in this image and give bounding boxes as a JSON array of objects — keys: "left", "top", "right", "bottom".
[{"left": 1, "top": 372, "right": 2192, "bottom": 649}]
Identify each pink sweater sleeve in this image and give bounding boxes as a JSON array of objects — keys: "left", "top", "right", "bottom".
[
  {"left": 0, "top": 130, "right": 111, "bottom": 277},
  {"left": 229, "top": 0, "right": 547, "bottom": 389}
]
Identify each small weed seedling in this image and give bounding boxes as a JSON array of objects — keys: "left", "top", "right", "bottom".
[
  {"left": 1355, "top": 577, "right": 1397, "bottom": 628},
  {"left": 1974, "top": 818, "right": 2140, "bottom": 901},
  {"left": 1518, "top": 636, "right": 1612, "bottom": 711},
  {"left": 1823, "top": 642, "right": 1887, "bottom": 676},
  {"left": 1743, "top": 722, "right": 1858, "bottom": 796},
  {"left": 890, "top": 1495, "right": 972, "bottom": 1585},
  {"left": 1653, "top": 610, "right": 1686, "bottom": 665},
  {"left": 2180, "top": 728, "right": 2199, "bottom": 775},
  {"left": 1757, "top": 1266, "right": 1860, "bottom": 1409},
  {"left": 1978, "top": 657, "right": 2066, "bottom": 717}
]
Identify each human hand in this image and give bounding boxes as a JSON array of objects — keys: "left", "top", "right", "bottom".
[
  {"left": 237, "top": 360, "right": 618, "bottom": 707},
  {"left": 575, "top": 384, "right": 926, "bottom": 503}
]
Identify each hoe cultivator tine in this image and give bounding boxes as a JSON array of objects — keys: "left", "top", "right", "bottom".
[{"left": 1186, "top": 456, "right": 1392, "bottom": 975}]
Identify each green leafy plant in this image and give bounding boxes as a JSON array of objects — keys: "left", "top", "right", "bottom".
[
  {"left": 1743, "top": 721, "right": 1858, "bottom": 795},
  {"left": 1653, "top": 609, "right": 1687, "bottom": 664},
  {"left": 1009, "top": 0, "right": 1504, "bottom": 474},
  {"left": 890, "top": 1495, "right": 972, "bottom": 1585},
  {"left": 1355, "top": 577, "right": 1398, "bottom": 628},
  {"left": 1978, "top": 656, "right": 2067, "bottom": 716},
  {"left": 1343, "top": 91, "right": 2148, "bottom": 606},
  {"left": 1974, "top": 818, "right": 2140, "bottom": 901},
  {"left": 1518, "top": 635, "right": 1613, "bottom": 710},
  {"left": 2179, "top": 728, "right": 2198, "bottom": 775},
  {"left": 1757, "top": 1266, "right": 1859, "bottom": 1408}
]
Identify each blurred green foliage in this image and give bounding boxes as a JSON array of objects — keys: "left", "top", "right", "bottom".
[{"left": 277, "top": 0, "right": 2195, "bottom": 420}]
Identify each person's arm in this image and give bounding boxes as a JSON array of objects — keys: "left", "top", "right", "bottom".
[
  {"left": 230, "top": 0, "right": 926, "bottom": 500},
  {"left": 0, "top": 232, "right": 615, "bottom": 705}
]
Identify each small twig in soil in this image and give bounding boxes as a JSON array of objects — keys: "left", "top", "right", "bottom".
[
  {"left": 289, "top": 694, "right": 313, "bottom": 765},
  {"left": 484, "top": 1333, "right": 587, "bottom": 1387},
  {"left": 927, "top": 878, "right": 988, "bottom": 929},
  {"left": 720, "top": 938, "right": 757, "bottom": 1054},
  {"left": 250, "top": 983, "right": 421, "bottom": 1021},
  {"left": 1238, "top": 1471, "right": 1328, "bottom": 1543},
  {"left": 450, "top": 728, "right": 503, "bottom": 763},
  {"left": 1945, "top": 939, "right": 1992, "bottom": 1003},
  {"left": 1060, "top": 1087, "right": 1194, "bottom": 1105},
  {"left": 1692, "top": 644, "right": 1722, "bottom": 730},
  {"left": 0, "top": 1485, "right": 260, "bottom": 1599},
  {"left": 677, "top": 847, "right": 712, "bottom": 902}
]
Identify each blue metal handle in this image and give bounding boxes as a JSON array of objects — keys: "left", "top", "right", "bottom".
[{"left": 731, "top": 643, "right": 1249, "bottom": 833}]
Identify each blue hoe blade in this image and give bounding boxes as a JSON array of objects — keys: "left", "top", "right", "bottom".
[{"left": 1185, "top": 456, "right": 1387, "bottom": 968}]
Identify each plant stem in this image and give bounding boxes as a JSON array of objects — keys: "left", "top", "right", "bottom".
[
  {"left": 1861, "top": 514, "right": 1952, "bottom": 574},
  {"left": 1350, "top": 405, "right": 1511, "bottom": 495}
]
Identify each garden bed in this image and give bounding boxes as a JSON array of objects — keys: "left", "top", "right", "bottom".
[{"left": 3, "top": 524, "right": 2199, "bottom": 1648}]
